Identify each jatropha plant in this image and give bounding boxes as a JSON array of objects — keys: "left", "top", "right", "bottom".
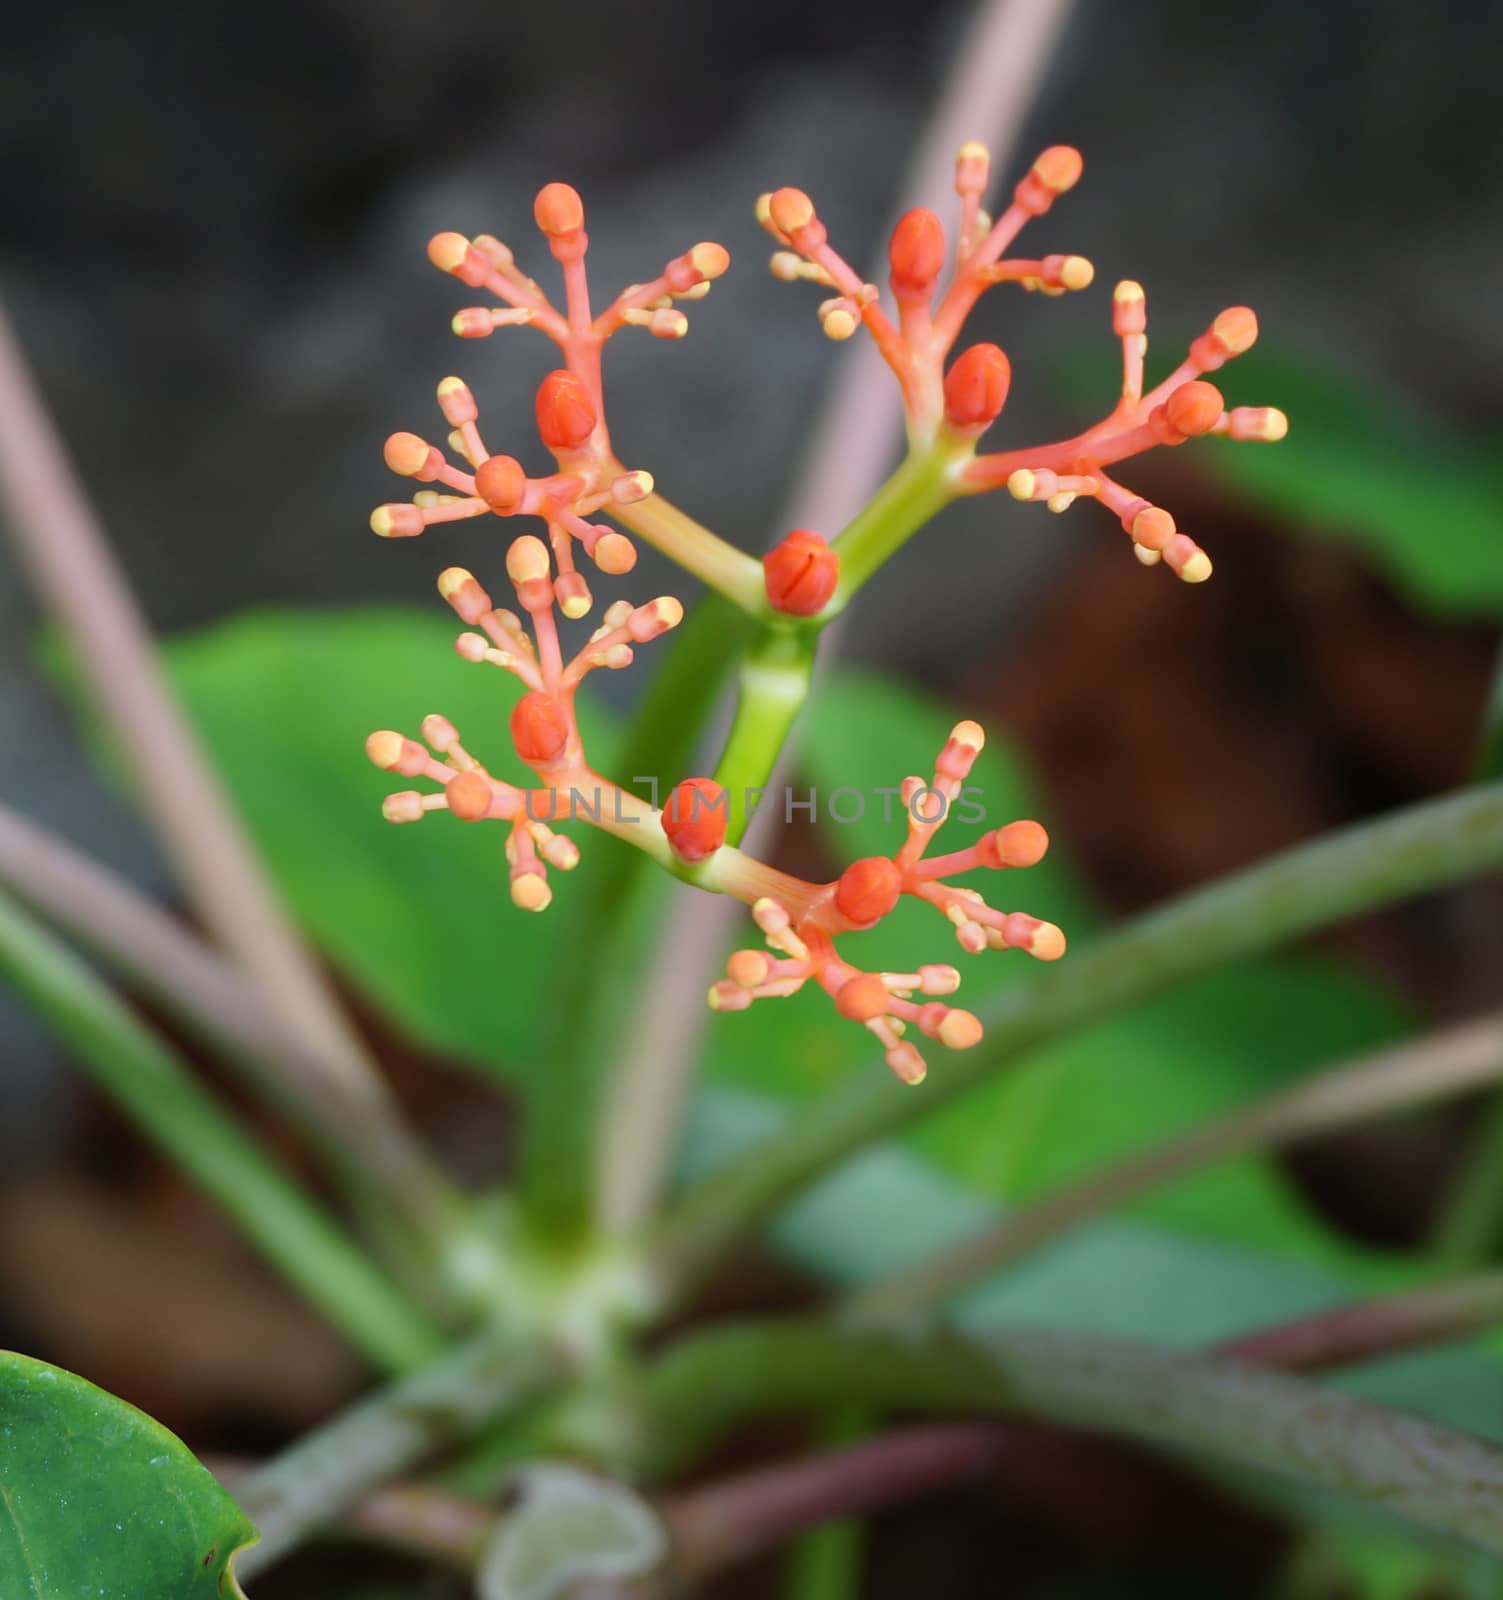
[
  {"left": 365, "top": 143, "right": 1280, "bottom": 1086},
  {"left": 16, "top": 119, "right": 1503, "bottom": 1600}
]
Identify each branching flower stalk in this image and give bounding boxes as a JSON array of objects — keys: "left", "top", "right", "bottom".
[{"left": 368, "top": 142, "right": 1281, "bottom": 1128}]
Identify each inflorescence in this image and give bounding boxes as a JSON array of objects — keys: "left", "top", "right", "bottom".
[{"left": 366, "top": 142, "right": 1284, "bottom": 1084}]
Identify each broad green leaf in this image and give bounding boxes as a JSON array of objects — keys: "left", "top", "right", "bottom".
[
  {"left": 1062, "top": 342, "right": 1503, "bottom": 616},
  {"left": 161, "top": 607, "right": 617, "bottom": 1081},
  {"left": 0, "top": 1351, "right": 256, "bottom": 1598},
  {"left": 476, "top": 1463, "right": 664, "bottom": 1600}
]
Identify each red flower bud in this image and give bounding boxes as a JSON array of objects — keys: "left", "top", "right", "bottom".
[
  {"left": 445, "top": 771, "right": 493, "bottom": 822},
  {"left": 662, "top": 777, "right": 728, "bottom": 861},
  {"left": 835, "top": 972, "right": 891, "bottom": 1022},
  {"left": 1164, "top": 380, "right": 1224, "bottom": 439},
  {"left": 943, "top": 344, "right": 1011, "bottom": 431},
  {"left": 888, "top": 208, "right": 947, "bottom": 298},
  {"left": 533, "top": 182, "right": 584, "bottom": 237},
  {"left": 835, "top": 856, "right": 903, "bottom": 926},
  {"left": 475, "top": 454, "right": 528, "bottom": 513},
  {"left": 510, "top": 692, "right": 571, "bottom": 765},
  {"left": 763, "top": 529, "right": 839, "bottom": 617},
  {"left": 534, "top": 370, "right": 597, "bottom": 452}
]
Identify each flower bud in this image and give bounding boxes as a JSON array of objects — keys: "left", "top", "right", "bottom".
[
  {"left": 475, "top": 454, "right": 528, "bottom": 513},
  {"left": 763, "top": 528, "right": 839, "bottom": 617},
  {"left": 888, "top": 208, "right": 946, "bottom": 299},
  {"left": 943, "top": 344, "right": 1011, "bottom": 431},
  {"left": 510, "top": 692, "right": 571, "bottom": 765},
  {"left": 535, "top": 370, "right": 597, "bottom": 452},
  {"left": 1164, "top": 380, "right": 1224, "bottom": 439},
  {"left": 662, "top": 777, "right": 728, "bottom": 862},
  {"left": 835, "top": 857, "right": 903, "bottom": 926},
  {"left": 533, "top": 182, "right": 584, "bottom": 236}
]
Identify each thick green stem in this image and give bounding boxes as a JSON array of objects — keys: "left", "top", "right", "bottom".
[
  {"left": 714, "top": 626, "right": 818, "bottom": 844},
  {"left": 636, "top": 1319, "right": 1503, "bottom": 1555},
  {"left": 235, "top": 1324, "right": 562, "bottom": 1577},
  {"left": 657, "top": 781, "right": 1503, "bottom": 1299},
  {"left": 828, "top": 448, "right": 954, "bottom": 606},
  {"left": 517, "top": 594, "right": 750, "bottom": 1242},
  {"left": 0, "top": 887, "right": 442, "bottom": 1374}
]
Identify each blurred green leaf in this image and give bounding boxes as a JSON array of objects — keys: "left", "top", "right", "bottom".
[
  {"left": 162, "top": 607, "right": 615, "bottom": 1082},
  {"left": 0, "top": 1351, "right": 256, "bottom": 1598},
  {"left": 1062, "top": 343, "right": 1503, "bottom": 616}
]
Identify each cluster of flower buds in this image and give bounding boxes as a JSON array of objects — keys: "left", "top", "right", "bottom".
[
  {"left": 371, "top": 183, "right": 731, "bottom": 618},
  {"left": 763, "top": 142, "right": 1287, "bottom": 582},
  {"left": 709, "top": 721, "right": 1063, "bottom": 1084},
  {"left": 365, "top": 530, "right": 683, "bottom": 910}
]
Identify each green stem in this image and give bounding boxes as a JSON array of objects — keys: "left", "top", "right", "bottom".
[
  {"left": 235, "top": 1323, "right": 562, "bottom": 1577},
  {"left": 714, "top": 626, "right": 818, "bottom": 844},
  {"left": 636, "top": 1318, "right": 1503, "bottom": 1555},
  {"left": 517, "top": 593, "right": 750, "bottom": 1242},
  {"left": 657, "top": 781, "right": 1503, "bottom": 1299},
  {"left": 0, "top": 886, "right": 442, "bottom": 1373},
  {"left": 828, "top": 447, "right": 954, "bottom": 606},
  {"left": 849, "top": 1009, "right": 1503, "bottom": 1319},
  {"left": 1431, "top": 1093, "right": 1503, "bottom": 1265}
]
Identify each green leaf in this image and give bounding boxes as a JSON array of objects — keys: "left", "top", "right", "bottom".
[
  {"left": 1062, "top": 342, "right": 1503, "bottom": 616},
  {"left": 159, "top": 607, "right": 616, "bottom": 1082},
  {"left": 0, "top": 1351, "right": 257, "bottom": 1598},
  {"left": 476, "top": 1463, "right": 664, "bottom": 1600}
]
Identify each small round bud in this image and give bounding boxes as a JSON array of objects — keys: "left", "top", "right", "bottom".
[
  {"left": 888, "top": 207, "right": 947, "bottom": 297},
  {"left": 689, "top": 242, "right": 730, "bottom": 280},
  {"left": 955, "top": 140, "right": 991, "bottom": 194},
  {"left": 511, "top": 871, "right": 553, "bottom": 912},
  {"left": 436, "top": 376, "right": 477, "bottom": 427},
  {"left": 366, "top": 730, "right": 407, "bottom": 771},
  {"left": 384, "top": 432, "right": 436, "bottom": 478},
  {"left": 475, "top": 454, "right": 528, "bottom": 513},
  {"left": 555, "top": 571, "right": 592, "bottom": 619},
  {"left": 835, "top": 857, "right": 903, "bottom": 927},
  {"left": 1130, "top": 506, "right": 1176, "bottom": 551},
  {"left": 382, "top": 792, "right": 424, "bottom": 823},
  {"left": 534, "top": 369, "right": 598, "bottom": 452},
  {"left": 428, "top": 232, "right": 490, "bottom": 287},
  {"left": 835, "top": 973, "right": 891, "bottom": 1023},
  {"left": 727, "top": 949, "right": 772, "bottom": 988},
  {"left": 943, "top": 344, "right": 1011, "bottom": 431},
  {"left": 438, "top": 566, "right": 492, "bottom": 623},
  {"left": 1212, "top": 306, "right": 1258, "bottom": 356},
  {"left": 446, "top": 771, "right": 493, "bottom": 821},
  {"left": 505, "top": 535, "right": 552, "bottom": 585},
  {"left": 593, "top": 531, "right": 636, "bottom": 574},
  {"left": 980, "top": 819, "right": 1049, "bottom": 869},
  {"left": 763, "top": 528, "right": 839, "bottom": 617},
  {"left": 937, "top": 1008, "right": 984, "bottom": 1050},
  {"left": 533, "top": 182, "right": 584, "bottom": 236},
  {"left": 662, "top": 777, "right": 728, "bottom": 862},
  {"left": 768, "top": 187, "right": 816, "bottom": 238},
  {"left": 1164, "top": 380, "right": 1224, "bottom": 439},
  {"left": 370, "top": 504, "right": 425, "bottom": 539},
  {"left": 510, "top": 692, "right": 571, "bottom": 765}
]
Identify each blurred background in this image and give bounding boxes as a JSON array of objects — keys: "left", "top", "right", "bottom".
[{"left": 3, "top": 1, "right": 1503, "bottom": 1594}]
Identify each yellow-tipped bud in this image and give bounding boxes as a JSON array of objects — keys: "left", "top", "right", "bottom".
[
  {"left": 1007, "top": 469, "right": 1037, "bottom": 501},
  {"left": 506, "top": 535, "right": 552, "bottom": 585},
  {"left": 511, "top": 872, "right": 552, "bottom": 912}
]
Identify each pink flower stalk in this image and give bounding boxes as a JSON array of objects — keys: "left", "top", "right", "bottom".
[{"left": 764, "top": 142, "right": 1287, "bottom": 582}]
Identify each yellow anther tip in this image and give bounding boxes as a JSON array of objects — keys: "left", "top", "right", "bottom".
[
  {"left": 1133, "top": 544, "right": 1163, "bottom": 566},
  {"left": 505, "top": 535, "right": 552, "bottom": 584},
  {"left": 369, "top": 506, "right": 397, "bottom": 538},
  {"left": 1113, "top": 279, "right": 1145, "bottom": 303},
  {"left": 822, "top": 308, "right": 858, "bottom": 341},
  {"left": 1178, "top": 552, "right": 1214, "bottom": 584},
  {"left": 951, "top": 719, "right": 985, "bottom": 752},
  {"left": 657, "top": 596, "right": 685, "bottom": 629},
  {"left": 1007, "top": 469, "right": 1037, "bottom": 501},
  {"left": 957, "top": 139, "right": 989, "bottom": 162},
  {"left": 560, "top": 593, "right": 592, "bottom": 620},
  {"left": 366, "top": 730, "right": 405, "bottom": 770},
  {"left": 1030, "top": 922, "right": 1068, "bottom": 961},
  {"left": 437, "top": 566, "right": 475, "bottom": 599},
  {"left": 1061, "top": 255, "right": 1094, "bottom": 291},
  {"left": 937, "top": 1009, "right": 984, "bottom": 1051},
  {"left": 1262, "top": 408, "right": 1290, "bottom": 441},
  {"left": 511, "top": 873, "right": 552, "bottom": 912}
]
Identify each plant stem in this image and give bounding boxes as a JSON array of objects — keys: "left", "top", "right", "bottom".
[
  {"left": 519, "top": 593, "right": 750, "bottom": 1241},
  {"left": 608, "top": 488, "right": 767, "bottom": 616},
  {"left": 714, "top": 626, "right": 819, "bottom": 843},
  {"left": 657, "top": 781, "right": 1503, "bottom": 1300},
  {"left": 848, "top": 1009, "right": 1503, "bottom": 1318},
  {"left": 234, "top": 1323, "right": 562, "bottom": 1577},
  {"left": 0, "top": 885, "right": 442, "bottom": 1373},
  {"left": 1216, "top": 1270, "right": 1503, "bottom": 1374},
  {"left": 0, "top": 800, "right": 474, "bottom": 1280},
  {"left": 828, "top": 447, "right": 954, "bottom": 606},
  {"left": 636, "top": 1318, "right": 1503, "bottom": 1555},
  {"left": 670, "top": 1424, "right": 999, "bottom": 1586},
  {"left": 0, "top": 301, "right": 381, "bottom": 1095},
  {"left": 1431, "top": 1094, "right": 1503, "bottom": 1265}
]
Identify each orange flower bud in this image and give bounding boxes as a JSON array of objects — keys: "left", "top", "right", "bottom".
[
  {"left": 835, "top": 973, "right": 891, "bottom": 1022},
  {"left": 510, "top": 692, "right": 571, "bottom": 765},
  {"left": 943, "top": 344, "right": 1011, "bottom": 431},
  {"left": 475, "top": 454, "right": 528, "bottom": 513},
  {"left": 533, "top": 182, "right": 584, "bottom": 237},
  {"left": 662, "top": 777, "right": 728, "bottom": 862},
  {"left": 1164, "top": 380, "right": 1224, "bottom": 439},
  {"left": 888, "top": 208, "right": 946, "bottom": 298},
  {"left": 534, "top": 370, "right": 597, "bottom": 452},
  {"left": 978, "top": 820, "right": 1049, "bottom": 869},
  {"left": 835, "top": 856, "right": 903, "bottom": 926},
  {"left": 445, "top": 771, "right": 493, "bottom": 821},
  {"left": 763, "top": 529, "right": 839, "bottom": 617}
]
